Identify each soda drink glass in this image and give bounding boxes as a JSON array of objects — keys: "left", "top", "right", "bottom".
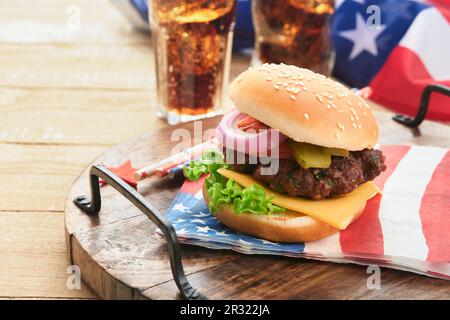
[
  {"left": 252, "top": 0, "right": 335, "bottom": 75},
  {"left": 150, "top": 0, "right": 237, "bottom": 125}
]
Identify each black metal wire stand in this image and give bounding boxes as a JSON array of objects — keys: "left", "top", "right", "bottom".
[
  {"left": 73, "top": 165, "right": 207, "bottom": 300},
  {"left": 393, "top": 84, "right": 450, "bottom": 128}
]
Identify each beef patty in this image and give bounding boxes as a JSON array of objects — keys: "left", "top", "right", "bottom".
[{"left": 226, "top": 148, "right": 386, "bottom": 200}]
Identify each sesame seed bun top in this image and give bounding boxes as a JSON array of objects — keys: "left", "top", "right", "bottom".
[{"left": 228, "top": 63, "right": 379, "bottom": 151}]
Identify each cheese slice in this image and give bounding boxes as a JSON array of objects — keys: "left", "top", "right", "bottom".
[{"left": 217, "top": 168, "right": 380, "bottom": 230}]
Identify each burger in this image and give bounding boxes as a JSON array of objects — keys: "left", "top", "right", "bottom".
[{"left": 184, "top": 63, "right": 386, "bottom": 243}]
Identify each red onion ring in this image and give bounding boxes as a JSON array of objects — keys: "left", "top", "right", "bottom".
[{"left": 215, "top": 109, "right": 290, "bottom": 159}]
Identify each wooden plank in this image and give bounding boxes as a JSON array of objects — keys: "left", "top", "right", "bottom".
[
  {"left": 0, "top": 88, "right": 164, "bottom": 145},
  {"left": 0, "top": 47, "right": 254, "bottom": 91},
  {"left": 0, "top": 35, "right": 252, "bottom": 92},
  {"left": 0, "top": 144, "right": 106, "bottom": 211},
  {"left": 0, "top": 44, "right": 153, "bottom": 90},
  {"left": 0, "top": 174, "right": 76, "bottom": 212},
  {"left": 69, "top": 215, "right": 239, "bottom": 299},
  {"left": 69, "top": 233, "right": 142, "bottom": 300},
  {"left": 0, "top": 54, "right": 251, "bottom": 145},
  {"left": 0, "top": 211, "right": 96, "bottom": 299},
  {"left": 142, "top": 255, "right": 450, "bottom": 300},
  {"left": 0, "top": 0, "right": 149, "bottom": 46}
]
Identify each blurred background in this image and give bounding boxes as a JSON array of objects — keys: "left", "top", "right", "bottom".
[{"left": 115, "top": 0, "right": 450, "bottom": 121}]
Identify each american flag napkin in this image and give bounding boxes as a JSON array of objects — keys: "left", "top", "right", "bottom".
[{"left": 162, "top": 145, "right": 450, "bottom": 280}]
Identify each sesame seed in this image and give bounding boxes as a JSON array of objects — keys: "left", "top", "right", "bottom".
[
  {"left": 290, "top": 95, "right": 296, "bottom": 101},
  {"left": 337, "top": 122, "right": 345, "bottom": 131},
  {"left": 335, "top": 133, "right": 340, "bottom": 139},
  {"left": 352, "top": 123, "right": 357, "bottom": 128},
  {"left": 266, "top": 77, "right": 272, "bottom": 81},
  {"left": 358, "top": 124, "right": 362, "bottom": 129},
  {"left": 258, "top": 68, "right": 270, "bottom": 73},
  {"left": 274, "top": 85, "right": 280, "bottom": 90},
  {"left": 350, "top": 108, "right": 359, "bottom": 120},
  {"left": 304, "top": 113, "right": 310, "bottom": 120}
]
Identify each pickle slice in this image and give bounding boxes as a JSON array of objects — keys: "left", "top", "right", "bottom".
[
  {"left": 288, "top": 141, "right": 331, "bottom": 169},
  {"left": 325, "top": 147, "right": 349, "bottom": 157},
  {"left": 288, "top": 141, "right": 349, "bottom": 169}
]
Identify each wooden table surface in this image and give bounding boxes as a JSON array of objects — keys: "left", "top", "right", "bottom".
[{"left": 0, "top": 0, "right": 446, "bottom": 300}]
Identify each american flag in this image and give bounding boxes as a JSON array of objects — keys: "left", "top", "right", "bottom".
[
  {"left": 161, "top": 145, "right": 450, "bottom": 280},
  {"left": 332, "top": 0, "right": 450, "bottom": 121}
]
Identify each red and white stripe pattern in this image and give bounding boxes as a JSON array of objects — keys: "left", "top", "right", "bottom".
[
  {"left": 175, "top": 144, "right": 450, "bottom": 279},
  {"left": 304, "top": 145, "right": 450, "bottom": 278},
  {"left": 370, "top": 3, "right": 450, "bottom": 121}
]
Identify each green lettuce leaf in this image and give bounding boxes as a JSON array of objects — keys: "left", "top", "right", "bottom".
[
  {"left": 183, "top": 150, "right": 228, "bottom": 182},
  {"left": 183, "top": 150, "right": 285, "bottom": 215}
]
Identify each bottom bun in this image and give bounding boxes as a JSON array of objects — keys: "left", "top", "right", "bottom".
[{"left": 202, "top": 184, "right": 346, "bottom": 243}]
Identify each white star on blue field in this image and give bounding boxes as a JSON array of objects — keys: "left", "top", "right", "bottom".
[
  {"left": 163, "top": 191, "right": 305, "bottom": 254},
  {"left": 331, "top": 0, "right": 429, "bottom": 88}
]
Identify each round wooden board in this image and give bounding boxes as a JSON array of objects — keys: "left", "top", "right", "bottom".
[{"left": 65, "top": 113, "right": 450, "bottom": 300}]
